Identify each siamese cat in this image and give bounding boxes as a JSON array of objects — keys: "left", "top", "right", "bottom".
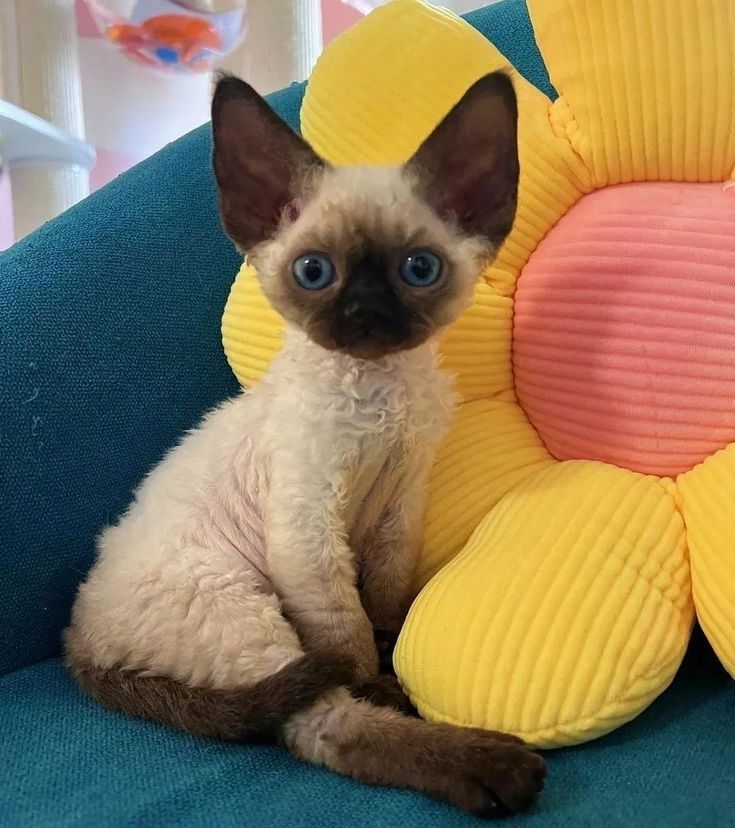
[{"left": 66, "top": 72, "right": 546, "bottom": 817}]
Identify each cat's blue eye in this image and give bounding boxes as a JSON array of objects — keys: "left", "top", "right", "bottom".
[
  {"left": 292, "top": 253, "right": 336, "bottom": 290},
  {"left": 399, "top": 250, "right": 443, "bottom": 287}
]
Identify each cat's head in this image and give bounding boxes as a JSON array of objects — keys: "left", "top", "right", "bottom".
[{"left": 212, "top": 72, "right": 518, "bottom": 360}]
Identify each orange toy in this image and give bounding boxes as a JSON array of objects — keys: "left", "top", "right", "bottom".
[{"left": 106, "top": 14, "right": 222, "bottom": 71}]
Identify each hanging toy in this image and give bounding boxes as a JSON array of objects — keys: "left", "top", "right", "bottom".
[{"left": 83, "top": 0, "right": 246, "bottom": 74}]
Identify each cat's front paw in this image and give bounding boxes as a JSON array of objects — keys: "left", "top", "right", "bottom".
[
  {"left": 349, "top": 639, "right": 380, "bottom": 685},
  {"left": 342, "top": 616, "right": 382, "bottom": 684},
  {"left": 294, "top": 610, "right": 379, "bottom": 684},
  {"left": 317, "top": 626, "right": 379, "bottom": 685}
]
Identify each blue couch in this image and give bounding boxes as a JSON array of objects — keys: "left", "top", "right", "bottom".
[{"left": 2, "top": 1, "right": 733, "bottom": 823}]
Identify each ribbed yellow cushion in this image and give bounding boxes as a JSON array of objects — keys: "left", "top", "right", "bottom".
[
  {"left": 398, "top": 462, "right": 692, "bottom": 747},
  {"left": 222, "top": 0, "right": 735, "bottom": 747},
  {"left": 678, "top": 445, "right": 735, "bottom": 676},
  {"left": 530, "top": 0, "right": 735, "bottom": 187},
  {"left": 419, "top": 398, "right": 553, "bottom": 586}
]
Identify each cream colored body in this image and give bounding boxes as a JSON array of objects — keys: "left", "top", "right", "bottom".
[{"left": 68, "top": 330, "right": 454, "bottom": 694}]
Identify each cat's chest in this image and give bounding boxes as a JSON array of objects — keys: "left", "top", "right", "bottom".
[
  {"left": 332, "top": 363, "right": 450, "bottom": 449},
  {"left": 339, "top": 366, "right": 453, "bottom": 521},
  {"left": 261, "top": 346, "right": 455, "bottom": 514}
]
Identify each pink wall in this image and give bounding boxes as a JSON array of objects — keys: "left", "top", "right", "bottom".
[{"left": 323, "top": 0, "right": 363, "bottom": 44}]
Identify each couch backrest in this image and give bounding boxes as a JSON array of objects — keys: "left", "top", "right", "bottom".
[{"left": 0, "top": 0, "right": 552, "bottom": 676}]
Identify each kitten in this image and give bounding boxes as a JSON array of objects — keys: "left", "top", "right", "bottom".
[{"left": 65, "top": 72, "right": 546, "bottom": 817}]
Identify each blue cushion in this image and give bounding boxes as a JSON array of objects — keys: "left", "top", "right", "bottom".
[
  {"left": 464, "top": 0, "right": 555, "bottom": 99},
  {"left": 1, "top": 645, "right": 733, "bottom": 826}
]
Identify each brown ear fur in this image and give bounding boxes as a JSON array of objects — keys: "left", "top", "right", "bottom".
[
  {"left": 408, "top": 71, "right": 519, "bottom": 246},
  {"left": 211, "top": 75, "right": 324, "bottom": 250}
]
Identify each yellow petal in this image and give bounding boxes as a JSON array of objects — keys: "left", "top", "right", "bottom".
[
  {"left": 221, "top": 262, "right": 281, "bottom": 387},
  {"left": 677, "top": 445, "right": 735, "bottom": 676},
  {"left": 302, "top": 0, "right": 501, "bottom": 166},
  {"left": 529, "top": 0, "right": 735, "bottom": 186},
  {"left": 397, "top": 460, "right": 694, "bottom": 748},
  {"left": 419, "top": 397, "right": 553, "bottom": 586}
]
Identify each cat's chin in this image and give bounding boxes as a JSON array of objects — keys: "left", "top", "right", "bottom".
[
  {"left": 341, "top": 345, "right": 410, "bottom": 361},
  {"left": 305, "top": 333, "right": 432, "bottom": 362}
]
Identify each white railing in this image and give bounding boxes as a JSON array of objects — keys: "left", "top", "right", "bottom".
[{"left": 0, "top": 0, "right": 93, "bottom": 242}]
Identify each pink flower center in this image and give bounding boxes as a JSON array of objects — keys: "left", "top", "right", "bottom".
[{"left": 513, "top": 182, "right": 735, "bottom": 476}]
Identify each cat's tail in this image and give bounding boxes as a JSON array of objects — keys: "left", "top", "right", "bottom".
[
  {"left": 68, "top": 651, "right": 355, "bottom": 741},
  {"left": 283, "top": 689, "right": 546, "bottom": 818},
  {"left": 68, "top": 646, "right": 545, "bottom": 817}
]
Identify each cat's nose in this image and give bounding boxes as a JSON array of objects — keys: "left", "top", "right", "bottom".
[{"left": 342, "top": 300, "right": 380, "bottom": 331}]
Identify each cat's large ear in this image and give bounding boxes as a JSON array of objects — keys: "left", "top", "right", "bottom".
[
  {"left": 212, "top": 75, "right": 323, "bottom": 250},
  {"left": 408, "top": 71, "right": 519, "bottom": 247}
]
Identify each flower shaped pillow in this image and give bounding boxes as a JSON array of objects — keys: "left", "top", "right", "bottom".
[{"left": 222, "top": 0, "right": 735, "bottom": 747}]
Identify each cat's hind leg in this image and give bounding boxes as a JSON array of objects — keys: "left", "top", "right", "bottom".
[{"left": 65, "top": 544, "right": 353, "bottom": 739}]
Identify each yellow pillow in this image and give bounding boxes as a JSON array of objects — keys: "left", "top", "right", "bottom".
[{"left": 222, "top": 0, "right": 735, "bottom": 747}]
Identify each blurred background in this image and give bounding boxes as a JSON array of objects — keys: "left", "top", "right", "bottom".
[{"left": 0, "top": 0, "right": 492, "bottom": 251}]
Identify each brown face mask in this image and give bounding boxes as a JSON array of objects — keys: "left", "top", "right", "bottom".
[{"left": 211, "top": 72, "right": 519, "bottom": 359}]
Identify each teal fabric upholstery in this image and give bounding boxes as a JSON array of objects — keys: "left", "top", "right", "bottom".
[
  {"left": 0, "top": 81, "right": 303, "bottom": 676},
  {"left": 2, "top": 638, "right": 733, "bottom": 826},
  {"left": 1, "top": 1, "right": 733, "bottom": 824},
  {"left": 464, "top": 0, "right": 554, "bottom": 99}
]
